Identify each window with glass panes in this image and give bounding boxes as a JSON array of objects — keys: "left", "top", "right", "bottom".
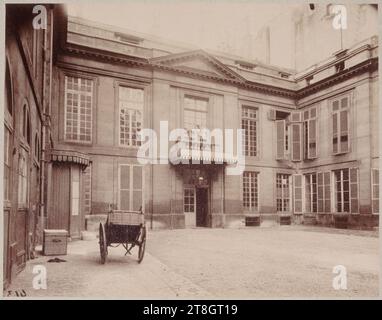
[
  {"left": 184, "top": 187, "right": 195, "bottom": 213},
  {"left": 119, "top": 86, "right": 144, "bottom": 147},
  {"left": 243, "top": 172, "right": 258, "bottom": 211},
  {"left": 332, "top": 96, "right": 349, "bottom": 154},
  {"left": 184, "top": 96, "right": 208, "bottom": 149},
  {"left": 64, "top": 76, "right": 93, "bottom": 142},
  {"left": 276, "top": 173, "right": 290, "bottom": 212},
  {"left": 305, "top": 173, "right": 317, "bottom": 213},
  {"left": 303, "top": 107, "right": 317, "bottom": 159},
  {"left": 334, "top": 169, "right": 350, "bottom": 212},
  {"left": 242, "top": 107, "right": 258, "bottom": 156},
  {"left": 119, "top": 165, "right": 143, "bottom": 211}
]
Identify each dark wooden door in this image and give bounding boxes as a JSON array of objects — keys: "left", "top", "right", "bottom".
[
  {"left": 196, "top": 188, "right": 208, "bottom": 227},
  {"left": 49, "top": 164, "right": 70, "bottom": 231}
]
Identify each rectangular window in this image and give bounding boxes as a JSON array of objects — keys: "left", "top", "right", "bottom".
[
  {"left": 119, "top": 165, "right": 143, "bottom": 211},
  {"left": 276, "top": 173, "right": 290, "bottom": 212},
  {"left": 317, "top": 172, "right": 331, "bottom": 212},
  {"left": 332, "top": 96, "right": 349, "bottom": 154},
  {"left": 372, "top": 169, "right": 379, "bottom": 214},
  {"left": 64, "top": 76, "right": 93, "bottom": 142},
  {"left": 119, "top": 86, "right": 144, "bottom": 147},
  {"left": 184, "top": 187, "right": 195, "bottom": 213},
  {"left": 293, "top": 174, "right": 303, "bottom": 213},
  {"left": 4, "top": 127, "right": 11, "bottom": 202},
  {"left": 71, "top": 167, "right": 80, "bottom": 216},
  {"left": 18, "top": 153, "right": 28, "bottom": 208},
  {"left": 83, "top": 164, "right": 92, "bottom": 215},
  {"left": 242, "top": 107, "right": 258, "bottom": 156},
  {"left": 243, "top": 171, "right": 259, "bottom": 211},
  {"left": 303, "top": 107, "right": 317, "bottom": 159},
  {"left": 334, "top": 169, "right": 350, "bottom": 212},
  {"left": 305, "top": 173, "right": 317, "bottom": 213},
  {"left": 184, "top": 96, "right": 208, "bottom": 149}
]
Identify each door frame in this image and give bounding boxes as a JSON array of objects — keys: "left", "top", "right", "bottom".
[{"left": 195, "top": 186, "right": 210, "bottom": 227}]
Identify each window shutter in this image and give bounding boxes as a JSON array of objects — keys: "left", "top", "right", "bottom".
[
  {"left": 291, "top": 123, "right": 302, "bottom": 161},
  {"left": 119, "top": 165, "right": 130, "bottom": 210},
  {"left": 317, "top": 172, "right": 324, "bottom": 212},
  {"left": 350, "top": 168, "right": 358, "bottom": 213},
  {"left": 276, "top": 120, "right": 285, "bottom": 160},
  {"left": 323, "top": 172, "right": 331, "bottom": 212},
  {"left": 293, "top": 174, "right": 303, "bottom": 213},
  {"left": 372, "top": 169, "right": 379, "bottom": 213},
  {"left": 132, "top": 166, "right": 143, "bottom": 211},
  {"left": 308, "top": 119, "right": 317, "bottom": 158}
]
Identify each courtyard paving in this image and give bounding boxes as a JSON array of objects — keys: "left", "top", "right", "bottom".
[{"left": 4, "top": 226, "right": 379, "bottom": 299}]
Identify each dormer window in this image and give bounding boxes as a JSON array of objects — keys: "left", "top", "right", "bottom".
[
  {"left": 235, "top": 60, "right": 255, "bottom": 71},
  {"left": 335, "top": 61, "right": 345, "bottom": 73},
  {"left": 114, "top": 32, "right": 143, "bottom": 45}
]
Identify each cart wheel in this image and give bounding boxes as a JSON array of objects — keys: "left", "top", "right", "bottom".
[
  {"left": 138, "top": 226, "right": 146, "bottom": 263},
  {"left": 99, "top": 223, "right": 107, "bottom": 264}
]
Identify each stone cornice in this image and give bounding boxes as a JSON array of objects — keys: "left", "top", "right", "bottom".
[
  {"left": 296, "top": 58, "right": 378, "bottom": 99},
  {"left": 61, "top": 43, "right": 378, "bottom": 100}
]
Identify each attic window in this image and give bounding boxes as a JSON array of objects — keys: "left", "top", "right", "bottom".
[
  {"left": 114, "top": 32, "right": 143, "bottom": 45},
  {"left": 335, "top": 61, "right": 345, "bottom": 73},
  {"left": 279, "top": 72, "right": 290, "bottom": 79},
  {"left": 235, "top": 60, "right": 255, "bottom": 71}
]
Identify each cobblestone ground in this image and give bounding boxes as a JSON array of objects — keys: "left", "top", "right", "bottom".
[{"left": 4, "top": 226, "right": 379, "bottom": 298}]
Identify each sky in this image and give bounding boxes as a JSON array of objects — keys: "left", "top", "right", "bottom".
[{"left": 67, "top": 0, "right": 291, "bottom": 61}]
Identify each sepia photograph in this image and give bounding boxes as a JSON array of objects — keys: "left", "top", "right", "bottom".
[{"left": 0, "top": 0, "right": 380, "bottom": 302}]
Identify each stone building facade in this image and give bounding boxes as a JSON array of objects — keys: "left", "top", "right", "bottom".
[
  {"left": 3, "top": 4, "right": 66, "bottom": 287},
  {"left": 3, "top": 3, "right": 379, "bottom": 288},
  {"left": 47, "top": 13, "right": 379, "bottom": 234}
]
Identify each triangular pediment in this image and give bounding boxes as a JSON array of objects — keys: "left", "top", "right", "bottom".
[{"left": 150, "top": 50, "right": 245, "bottom": 82}]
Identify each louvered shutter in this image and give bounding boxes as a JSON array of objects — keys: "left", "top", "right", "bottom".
[
  {"left": 291, "top": 123, "right": 302, "bottom": 161},
  {"left": 276, "top": 120, "right": 285, "bottom": 160},
  {"left": 323, "top": 172, "right": 331, "bottom": 212}
]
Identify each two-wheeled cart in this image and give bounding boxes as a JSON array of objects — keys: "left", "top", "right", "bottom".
[{"left": 99, "top": 209, "right": 146, "bottom": 264}]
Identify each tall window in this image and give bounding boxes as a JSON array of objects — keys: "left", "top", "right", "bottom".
[
  {"left": 21, "top": 103, "right": 31, "bottom": 145},
  {"left": 243, "top": 171, "right": 259, "bottom": 211},
  {"left": 334, "top": 169, "right": 350, "bottom": 212},
  {"left": 119, "top": 86, "right": 144, "bottom": 147},
  {"left": 64, "top": 76, "right": 93, "bottom": 142},
  {"left": 184, "top": 96, "right": 208, "bottom": 149},
  {"left": 18, "top": 153, "right": 28, "bottom": 208},
  {"left": 242, "top": 107, "right": 258, "bottom": 156},
  {"left": 276, "top": 173, "right": 290, "bottom": 212},
  {"left": 119, "top": 165, "right": 143, "bottom": 211},
  {"left": 4, "top": 127, "right": 11, "bottom": 202},
  {"left": 305, "top": 173, "right": 317, "bottom": 213},
  {"left": 184, "top": 187, "right": 195, "bottom": 213},
  {"left": 332, "top": 96, "right": 349, "bottom": 154},
  {"left": 317, "top": 172, "right": 331, "bottom": 212},
  {"left": 71, "top": 167, "right": 80, "bottom": 216},
  {"left": 303, "top": 107, "right": 317, "bottom": 159},
  {"left": 372, "top": 169, "right": 379, "bottom": 214}
]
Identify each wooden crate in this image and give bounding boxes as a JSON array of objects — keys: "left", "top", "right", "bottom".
[
  {"left": 43, "top": 229, "right": 68, "bottom": 256},
  {"left": 108, "top": 210, "right": 144, "bottom": 226}
]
